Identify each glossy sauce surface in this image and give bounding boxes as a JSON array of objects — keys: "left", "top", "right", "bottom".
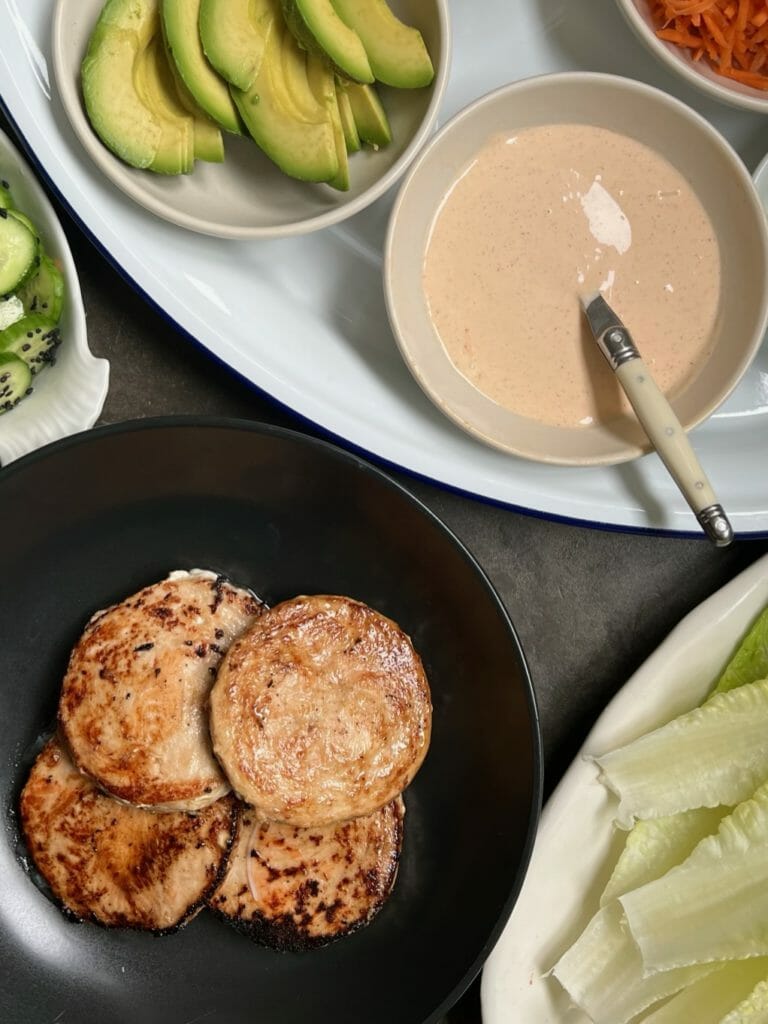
[{"left": 423, "top": 125, "right": 721, "bottom": 428}]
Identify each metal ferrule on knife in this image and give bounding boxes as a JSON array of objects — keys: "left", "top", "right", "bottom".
[{"left": 582, "top": 293, "right": 640, "bottom": 370}]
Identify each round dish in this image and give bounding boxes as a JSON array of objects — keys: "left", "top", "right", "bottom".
[
  {"left": 0, "top": 418, "right": 541, "bottom": 1024},
  {"left": 0, "top": 127, "right": 108, "bottom": 464},
  {"left": 51, "top": 0, "right": 450, "bottom": 240},
  {"left": 615, "top": 0, "right": 768, "bottom": 114},
  {"left": 385, "top": 72, "right": 768, "bottom": 467}
]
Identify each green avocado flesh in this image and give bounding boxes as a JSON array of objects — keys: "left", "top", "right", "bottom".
[
  {"left": 332, "top": 0, "right": 433, "bottom": 88},
  {"left": 161, "top": 0, "right": 241, "bottom": 134},
  {"left": 336, "top": 84, "right": 360, "bottom": 152},
  {"left": 231, "top": 23, "right": 338, "bottom": 183},
  {"left": 82, "top": 0, "right": 195, "bottom": 174},
  {"left": 166, "top": 55, "right": 225, "bottom": 162},
  {"left": 307, "top": 56, "right": 348, "bottom": 190},
  {"left": 344, "top": 82, "right": 391, "bottom": 147},
  {"left": 282, "top": 0, "right": 373, "bottom": 84},
  {"left": 135, "top": 33, "right": 195, "bottom": 173},
  {"left": 199, "top": 0, "right": 279, "bottom": 91}
]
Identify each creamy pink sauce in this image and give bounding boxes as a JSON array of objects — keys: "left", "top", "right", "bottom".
[{"left": 423, "top": 124, "right": 721, "bottom": 428}]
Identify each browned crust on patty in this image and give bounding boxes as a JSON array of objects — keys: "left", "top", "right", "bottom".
[
  {"left": 209, "top": 595, "right": 432, "bottom": 826},
  {"left": 207, "top": 798, "right": 404, "bottom": 951},
  {"left": 58, "top": 572, "right": 264, "bottom": 811},
  {"left": 19, "top": 737, "right": 238, "bottom": 933}
]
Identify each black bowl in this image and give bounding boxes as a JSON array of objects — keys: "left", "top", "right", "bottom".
[{"left": 0, "top": 418, "right": 541, "bottom": 1024}]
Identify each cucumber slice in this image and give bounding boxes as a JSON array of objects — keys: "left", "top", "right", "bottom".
[
  {"left": 8, "top": 208, "right": 39, "bottom": 239},
  {"left": 0, "top": 295, "right": 24, "bottom": 331},
  {"left": 0, "top": 314, "right": 61, "bottom": 374},
  {"left": 16, "top": 254, "right": 65, "bottom": 322},
  {"left": 0, "top": 209, "right": 39, "bottom": 295},
  {"left": 0, "top": 351, "right": 32, "bottom": 414}
]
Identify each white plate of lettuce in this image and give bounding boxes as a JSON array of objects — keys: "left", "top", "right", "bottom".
[{"left": 482, "top": 552, "right": 768, "bottom": 1024}]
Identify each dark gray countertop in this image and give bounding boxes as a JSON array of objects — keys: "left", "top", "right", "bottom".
[{"left": 6, "top": 116, "right": 768, "bottom": 1023}]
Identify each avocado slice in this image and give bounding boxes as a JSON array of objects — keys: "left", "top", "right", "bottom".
[
  {"left": 81, "top": 0, "right": 194, "bottom": 174},
  {"left": 344, "top": 82, "right": 391, "bottom": 148},
  {"left": 280, "top": 28, "right": 328, "bottom": 121},
  {"left": 332, "top": 0, "right": 433, "bottom": 88},
  {"left": 135, "top": 33, "right": 196, "bottom": 174},
  {"left": 281, "top": 0, "right": 373, "bottom": 84},
  {"left": 81, "top": 8, "right": 161, "bottom": 170},
  {"left": 306, "top": 56, "right": 348, "bottom": 191},
  {"left": 165, "top": 52, "right": 225, "bottom": 162},
  {"left": 336, "top": 84, "right": 360, "bottom": 153},
  {"left": 161, "top": 0, "right": 241, "bottom": 134},
  {"left": 199, "top": 0, "right": 279, "bottom": 91},
  {"left": 231, "top": 23, "right": 338, "bottom": 183}
]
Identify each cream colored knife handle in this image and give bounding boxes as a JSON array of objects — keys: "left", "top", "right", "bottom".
[{"left": 616, "top": 358, "right": 733, "bottom": 546}]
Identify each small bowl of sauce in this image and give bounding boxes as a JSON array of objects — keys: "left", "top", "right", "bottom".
[{"left": 384, "top": 73, "right": 768, "bottom": 465}]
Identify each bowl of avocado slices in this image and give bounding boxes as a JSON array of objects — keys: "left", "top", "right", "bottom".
[{"left": 52, "top": 0, "right": 451, "bottom": 239}]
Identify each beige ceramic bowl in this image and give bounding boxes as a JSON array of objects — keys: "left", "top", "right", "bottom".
[
  {"left": 384, "top": 72, "right": 768, "bottom": 466},
  {"left": 52, "top": 0, "right": 450, "bottom": 239},
  {"left": 615, "top": 0, "right": 768, "bottom": 114}
]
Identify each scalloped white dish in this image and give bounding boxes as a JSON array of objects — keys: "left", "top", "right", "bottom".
[
  {"left": 1, "top": 0, "right": 767, "bottom": 533},
  {"left": 481, "top": 551, "right": 768, "bottom": 1024},
  {"left": 0, "top": 126, "right": 108, "bottom": 464}
]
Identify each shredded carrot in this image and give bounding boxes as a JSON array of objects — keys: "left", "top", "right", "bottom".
[{"left": 649, "top": 0, "right": 768, "bottom": 90}]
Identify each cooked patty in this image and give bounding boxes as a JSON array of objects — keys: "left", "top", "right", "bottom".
[
  {"left": 207, "top": 797, "right": 404, "bottom": 950},
  {"left": 209, "top": 595, "right": 432, "bottom": 826},
  {"left": 58, "top": 570, "right": 264, "bottom": 811},
  {"left": 19, "top": 736, "right": 237, "bottom": 932}
]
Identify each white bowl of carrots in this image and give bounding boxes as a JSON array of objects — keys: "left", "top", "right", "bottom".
[{"left": 616, "top": 0, "right": 768, "bottom": 113}]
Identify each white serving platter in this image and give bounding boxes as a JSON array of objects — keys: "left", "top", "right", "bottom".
[
  {"left": 1, "top": 0, "right": 766, "bottom": 533},
  {"left": 0, "top": 124, "right": 108, "bottom": 464},
  {"left": 481, "top": 551, "right": 768, "bottom": 1024}
]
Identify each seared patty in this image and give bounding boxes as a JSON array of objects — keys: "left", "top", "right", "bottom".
[
  {"left": 207, "top": 797, "right": 404, "bottom": 950},
  {"left": 209, "top": 595, "right": 432, "bottom": 826},
  {"left": 19, "top": 737, "right": 237, "bottom": 932},
  {"left": 58, "top": 570, "right": 264, "bottom": 811}
]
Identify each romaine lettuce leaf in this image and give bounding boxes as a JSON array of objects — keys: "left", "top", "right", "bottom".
[
  {"left": 620, "top": 780, "right": 768, "bottom": 972},
  {"left": 594, "top": 679, "right": 768, "bottom": 828}
]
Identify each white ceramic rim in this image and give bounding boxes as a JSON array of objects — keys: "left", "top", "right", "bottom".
[
  {"left": 755, "top": 150, "right": 768, "bottom": 214},
  {"left": 50, "top": 0, "right": 452, "bottom": 240},
  {"left": 615, "top": 0, "right": 768, "bottom": 114},
  {"left": 384, "top": 70, "right": 768, "bottom": 467}
]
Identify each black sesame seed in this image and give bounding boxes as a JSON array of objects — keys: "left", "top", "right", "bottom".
[
  {"left": 1, "top": 180, "right": 9, "bottom": 189},
  {"left": 26, "top": 331, "right": 33, "bottom": 338},
  {"left": 24, "top": 387, "right": 33, "bottom": 395},
  {"left": 0, "top": 210, "right": 6, "bottom": 219},
  {"left": 21, "top": 343, "right": 30, "bottom": 351}
]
